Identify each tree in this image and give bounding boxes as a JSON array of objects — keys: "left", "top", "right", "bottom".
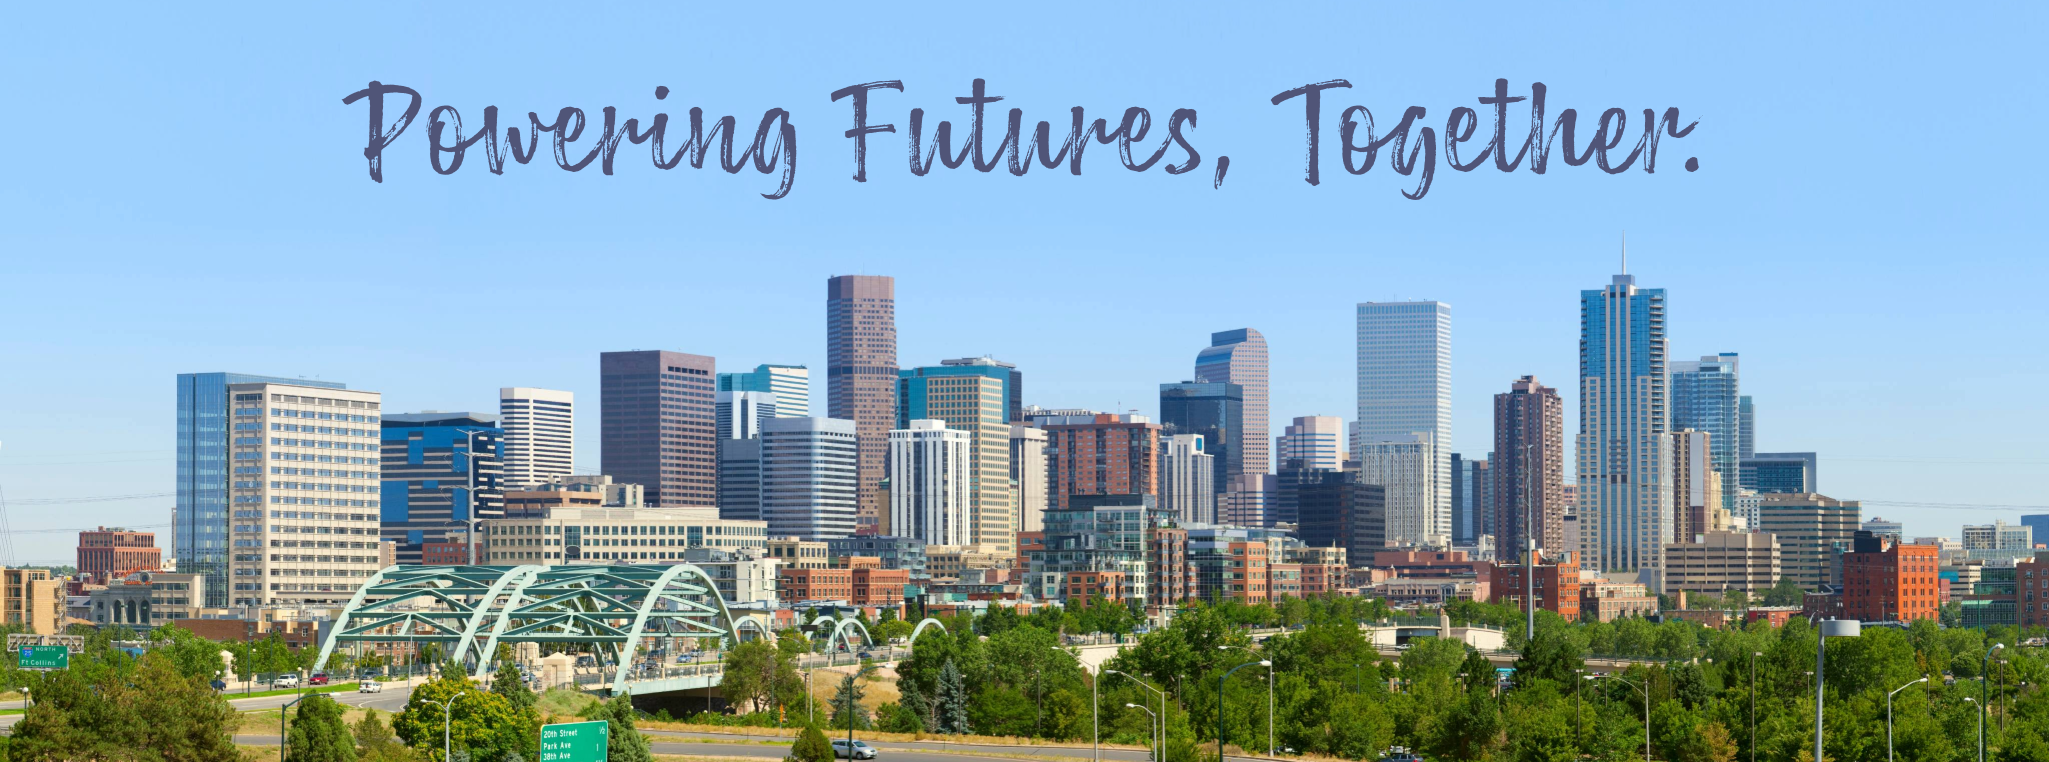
[
  {"left": 492, "top": 659, "right": 537, "bottom": 713},
  {"left": 935, "top": 659, "right": 972, "bottom": 734},
  {"left": 1513, "top": 631, "right": 1586, "bottom": 691},
  {"left": 1761, "top": 578, "right": 1805, "bottom": 607},
  {"left": 290, "top": 693, "right": 360, "bottom": 762},
  {"left": 722, "top": 639, "right": 798, "bottom": 716},
  {"left": 148, "top": 623, "right": 227, "bottom": 682},
  {"left": 598, "top": 693, "right": 652, "bottom": 762},
  {"left": 392, "top": 672, "right": 527, "bottom": 762},
  {"left": 355, "top": 709, "right": 414, "bottom": 762},
  {"left": 9, "top": 650, "right": 239, "bottom": 762},
  {"left": 829, "top": 674, "right": 871, "bottom": 731},
  {"left": 788, "top": 724, "right": 833, "bottom": 762}
]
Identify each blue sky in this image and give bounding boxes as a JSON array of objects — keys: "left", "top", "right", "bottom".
[{"left": 2, "top": 3, "right": 2044, "bottom": 560}]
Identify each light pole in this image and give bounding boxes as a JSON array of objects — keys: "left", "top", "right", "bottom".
[
  {"left": 1750, "top": 650, "right": 1762, "bottom": 762},
  {"left": 805, "top": 669, "right": 816, "bottom": 726},
  {"left": 1105, "top": 668, "right": 1161, "bottom": 762},
  {"left": 1218, "top": 657, "right": 1270, "bottom": 762},
  {"left": 843, "top": 664, "right": 880, "bottom": 752},
  {"left": 1966, "top": 697, "right": 1983, "bottom": 762},
  {"left": 1127, "top": 703, "right": 1159, "bottom": 762},
  {"left": 1071, "top": 650, "right": 1100, "bottom": 762},
  {"left": 1585, "top": 673, "right": 1650, "bottom": 762},
  {"left": 1573, "top": 668, "right": 1584, "bottom": 749},
  {"left": 1813, "top": 619, "right": 1862, "bottom": 762},
  {"left": 1519, "top": 442, "right": 1539, "bottom": 643},
  {"left": 423, "top": 691, "right": 469, "bottom": 762},
  {"left": 1981, "top": 643, "right": 2003, "bottom": 762},
  {"left": 282, "top": 692, "right": 314, "bottom": 762},
  {"left": 1885, "top": 676, "right": 1927, "bottom": 762}
]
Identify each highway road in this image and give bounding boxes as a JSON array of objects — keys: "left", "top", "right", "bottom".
[
  {"left": 0, "top": 680, "right": 416, "bottom": 732},
  {"left": 230, "top": 728, "right": 1240, "bottom": 762}
]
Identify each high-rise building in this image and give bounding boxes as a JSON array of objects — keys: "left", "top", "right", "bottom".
[
  {"left": 1355, "top": 434, "right": 1441, "bottom": 547},
  {"left": 2021, "top": 515, "right": 2049, "bottom": 547},
  {"left": 1159, "top": 381, "right": 1243, "bottom": 499},
  {"left": 1009, "top": 425, "right": 1052, "bottom": 533},
  {"left": 760, "top": 417, "right": 860, "bottom": 540},
  {"left": 1842, "top": 531, "right": 1940, "bottom": 623},
  {"left": 1043, "top": 413, "right": 1160, "bottom": 509},
  {"left": 1577, "top": 271, "right": 1672, "bottom": 584},
  {"left": 1963, "top": 520, "right": 2035, "bottom": 563},
  {"left": 1493, "top": 376, "right": 1566, "bottom": 563},
  {"left": 827, "top": 275, "right": 898, "bottom": 534},
  {"left": 717, "top": 438, "right": 763, "bottom": 522},
  {"left": 1031, "top": 494, "right": 1163, "bottom": 605},
  {"left": 176, "top": 373, "right": 383, "bottom": 608},
  {"left": 899, "top": 360, "right": 1014, "bottom": 555},
  {"left": 498, "top": 387, "right": 574, "bottom": 490},
  {"left": 1271, "top": 457, "right": 1332, "bottom": 529},
  {"left": 718, "top": 364, "right": 811, "bottom": 418},
  {"left": 1296, "top": 471, "right": 1387, "bottom": 561},
  {"left": 716, "top": 391, "right": 779, "bottom": 440},
  {"left": 1741, "top": 452, "right": 1817, "bottom": 494},
  {"left": 1194, "top": 329, "right": 1270, "bottom": 477},
  {"left": 1669, "top": 354, "right": 1743, "bottom": 512},
  {"left": 1738, "top": 396, "right": 1756, "bottom": 459},
  {"left": 940, "top": 356, "right": 1023, "bottom": 423},
  {"left": 1670, "top": 430, "right": 1728, "bottom": 542},
  {"left": 1356, "top": 302, "right": 1451, "bottom": 548},
  {"left": 380, "top": 412, "right": 505, "bottom": 566},
  {"left": 1221, "top": 473, "right": 1274, "bottom": 528},
  {"left": 888, "top": 420, "right": 972, "bottom": 546},
  {"left": 77, "top": 527, "right": 161, "bottom": 581},
  {"left": 1733, "top": 488, "right": 1763, "bottom": 533},
  {"left": 1862, "top": 517, "right": 1904, "bottom": 539},
  {"left": 1451, "top": 455, "right": 1491, "bottom": 545},
  {"left": 1664, "top": 531, "right": 1780, "bottom": 593},
  {"left": 1276, "top": 416, "right": 1344, "bottom": 472},
  {"left": 600, "top": 350, "right": 716, "bottom": 508},
  {"left": 1158, "top": 433, "right": 1216, "bottom": 524},
  {"left": 1758, "top": 493, "right": 1860, "bottom": 589}
]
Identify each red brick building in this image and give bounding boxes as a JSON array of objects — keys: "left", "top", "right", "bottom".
[
  {"left": 1486, "top": 550, "right": 1580, "bottom": 620},
  {"left": 2016, "top": 552, "right": 2049, "bottom": 628},
  {"left": 1015, "top": 532, "right": 1044, "bottom": 572},
  {"left": 849, "top": 565, "right": 908, "bottom": 606},
  {"left": 1044, "top": 414, "right": 1159, "bottom": 508},
  {"left": 1841, "top": 531, "right": 1941, "bottom": 623},
  {"left": 780, "top": 567, "right": 852, "bottom": 602},
  {"left": 1063, "top": 570, "right": 1128, "bottom": 602},
  {"left": 77, "top": 527, "right": 161, "bottom": 580},
  {"left": 1147, "top": 527, "right": 1191, "bottom": 608},
  {"left": 422, "top": 540, "right": 477, "bottom": 566}
]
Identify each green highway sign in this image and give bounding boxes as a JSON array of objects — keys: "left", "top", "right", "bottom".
[
  {"left": 539, "top": 720, "right": 608, "bottom": 762},
  {"left": 19, "top": 644, "right": 69, "bottom": 670}
]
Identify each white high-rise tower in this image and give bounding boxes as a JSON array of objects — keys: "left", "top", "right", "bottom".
[
  {"left": 499, "top": 387, "right": 574, "bottom": 489},
  {"left": 1356, "top": 301, "right": 1452, "bottom": 547}
]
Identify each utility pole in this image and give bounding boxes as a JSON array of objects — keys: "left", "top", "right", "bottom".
[{"left": 1522, "top": 442, "right": 1538, "bottom": 642}]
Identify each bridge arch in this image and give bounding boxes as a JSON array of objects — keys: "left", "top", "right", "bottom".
[{"left": 909, "top": 617, "right": 948, "bottom": 644}]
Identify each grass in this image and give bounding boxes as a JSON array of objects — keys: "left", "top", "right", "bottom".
[
  {"left": 223, "top": 683, "right": 362, "bottom": 700},
  {"left": 538, "top": 687, "right": 601, "bottom": 717},
  {"left": 634, "top": 722, "right": 1147, "bottom": 751}
]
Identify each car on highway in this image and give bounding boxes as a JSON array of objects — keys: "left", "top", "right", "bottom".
[
  {"left": 830, "top": 740, "right": 877, "bottom": 759},
  {"left": 310, "top": 673, "right": 330, "bottom": 686},
  {"left": 359, "top": 681, "right": 383, "bottom": 693},
  {"left": 273, "top": 674, "right": 301, "bottom": 689}
]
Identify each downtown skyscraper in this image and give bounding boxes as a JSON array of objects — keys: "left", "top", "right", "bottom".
[
  {"left": 1578, "top": 272, "right": 1672, "bottom": 583},
  {"left": 1194, "top": 329, "right": 1269, "bottom": 478},
  {"left": 498, "top": 387, "right": 573, "bottom": 489},
  {"left": 1669, "top": 353, "right": 1743, "bottom": 512},
  {"left": 1492, "top": 376, "right": 1565, "bottom": 563},
  {"left": 899, "top": 358, "right": 1014, "bottom": 555},
  {"left": 176, "top": 373, "right": 384, "bottom": 608},
  {"left": 827, "top": 275, "right": 898, "bottom": 534},
  {"left": 1356, "top": 302, "right": 1452, "bottom": 547},
  {"left": 600, "top": 350, "right": 716, "bottom": 508}
]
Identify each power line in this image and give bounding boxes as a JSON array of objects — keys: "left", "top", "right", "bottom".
[
  {"left": 1859, "top": 500, "right": 2049, "bottom": 512},
  {"left": 2, "top": 522, "right": 172, "bottom": 535},
  {"left": 4, "top": 492, "right": 174, "bottom": 505}
]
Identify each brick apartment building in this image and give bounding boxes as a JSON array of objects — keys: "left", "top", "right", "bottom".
[
  {"left": 77, "top": 527, "right": 162, "bottom": 581},
  {"left": 1842, "top": 530, "right": 1941, "bottom": 622},
  {"left": 1487, "top": 550, "right": 1580, "bottom": 620}
]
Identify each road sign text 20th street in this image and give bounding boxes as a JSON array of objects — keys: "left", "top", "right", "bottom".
[{"left": 540, "top": 720, "right": 608, "bottom": 762}]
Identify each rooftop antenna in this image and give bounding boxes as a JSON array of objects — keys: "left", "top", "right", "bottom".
[{"left": 1621, "top": 231, "right": 1628, "bottom": 275}]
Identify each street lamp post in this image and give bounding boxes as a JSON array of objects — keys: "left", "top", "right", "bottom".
[
  {"left": 1071, "top": 650, "right": 1100, "bottom": 762},
  {"left": 1885, "top": 677, "right": 1927, "bottom": 762},
  {"left": 806, "top": 669, "right": 815, "bottom": 726},
  {"left": 281, "top": 692, "right": 315, "bottom": 762},
  {"left": 1980, "top": 643, "right": 2003, "bottom": 762},
  {"left": 424, "top": 691, "right": 469, "bottom": 762},
  {"left": 1217, "top": 657, "right": 1270, "bottom": 762},
  {"left": 1814, "top": 619, "right": 1862, "bottom": 762},
  {"left": 843, "top": 664, "right": 880, "bottom": 753},
  {"left": 1519, "top": 442, "right": 1539, "bottom": 643},
  {"left": 1750, "top": 651, "right": 1761, "bottom": 762},
  {"left": 1127, "top": 703, "right": 1159, "bottom": 762},
  {"left": 1585, "top": 673, "right": 1650, "bottom": 762},
  {"left": 1573, "top": 668, "right": 1584, "bottom": 749},
  {"left": 1106, "top": 668, "right": 1162, "bottom": 762}
]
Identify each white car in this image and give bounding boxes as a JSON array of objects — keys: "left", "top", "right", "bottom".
[
  {"left": 831, "top": 740, "right": 877, "bottom": 759},
  {"left": 359, "top": 681, "right": 383, "bottom": 693},
  {"left": 274, "top": 674, "right": 301, "bottom": 688}
]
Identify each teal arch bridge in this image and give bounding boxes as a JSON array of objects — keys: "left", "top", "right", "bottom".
[{"left": 314, "top": 564, "right": 746, "bottom": 696}]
